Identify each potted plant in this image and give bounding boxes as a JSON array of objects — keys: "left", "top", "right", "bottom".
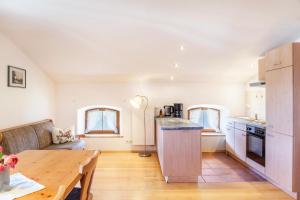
[{"left": 0, "top": 146, "right": 18, "bottom": 192}]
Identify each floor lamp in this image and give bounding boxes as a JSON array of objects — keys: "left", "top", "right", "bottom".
[{"left": 130, "top": 95, "right": 151, "bottom": 157}]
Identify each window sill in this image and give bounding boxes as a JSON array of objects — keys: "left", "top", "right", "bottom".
[
  {"left": 202, "top": 132, "right": 225, "bottom": 136},
  {"left": 81, "top": 134, "right": 124, "bottom": 138}
]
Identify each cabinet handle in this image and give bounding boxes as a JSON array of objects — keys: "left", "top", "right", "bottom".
[
  {"left": 242, "top": 134, "right": 246, "bottom": 136},
  {"left": 267, "top": 125, "right": 274, "bottom": 128}
]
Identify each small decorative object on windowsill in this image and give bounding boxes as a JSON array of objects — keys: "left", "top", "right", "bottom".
[{"left": 0, "top": 146, "right": 18, "bottom": 192}]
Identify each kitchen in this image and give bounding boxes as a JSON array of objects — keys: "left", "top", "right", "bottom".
[
  {"left": 154, "top": 43, "right": 300, "bottom": 199},
  {"left": 227, "top": 43, "right": 300, "bottom": 198}
]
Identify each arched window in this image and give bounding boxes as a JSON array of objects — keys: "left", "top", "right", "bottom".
[
  {"left": 85, "top": 108, "right": 120, "bottom": 134},
  {"left": 188, "top": 107, "right": 220, "bottom": 132}
]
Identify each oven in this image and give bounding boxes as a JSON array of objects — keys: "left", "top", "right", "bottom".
[{"left": 246, "top": 125, "right": 266, "bottom": 166}]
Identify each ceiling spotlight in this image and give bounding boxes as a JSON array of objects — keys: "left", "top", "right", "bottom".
[
  {"left": 175, "top": 63, "right": 179, "bottom": 68},
  {"left": 170, "top": 76, "right": 174, "bottom": 81},
  {"left": 180, "top": 45, "right": 185, "bottom": 51}
]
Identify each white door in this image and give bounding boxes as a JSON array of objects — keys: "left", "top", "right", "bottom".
[{"left": 234, "top": 129, "right": 246, "bottom": 161}]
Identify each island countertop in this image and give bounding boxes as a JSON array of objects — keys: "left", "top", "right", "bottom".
[{"left": 156, "top": 117, "right": 203, "bottom": 130}]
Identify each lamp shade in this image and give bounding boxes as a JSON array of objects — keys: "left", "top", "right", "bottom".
[{"left": 130, "top": 96, "right": 143, "bottom": 109}]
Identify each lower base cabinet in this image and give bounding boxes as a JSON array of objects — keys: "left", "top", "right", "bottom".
[
  {"left": 265, "top": 131, "right": 293, "bottom": 192},
  {"left": 225, "top": 126, "right": 235, "bottom": 154},
  {"left": 234, "top": 129, "right": 246, "bottom": 161}
]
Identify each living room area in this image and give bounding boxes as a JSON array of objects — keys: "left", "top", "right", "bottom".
[{"left": 1, "top": 1, "right": 300, "bottom": 200}]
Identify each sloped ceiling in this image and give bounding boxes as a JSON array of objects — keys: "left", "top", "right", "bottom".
[{"left": 0, "top": 0, "right": 300, "bottom": 83}]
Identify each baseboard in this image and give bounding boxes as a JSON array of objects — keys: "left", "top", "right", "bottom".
[
  {"left": 265, "top": 177, "right": 297, "bottom": 199},
  {"left": 227, "top": 152, "right": 268, "bottom": 180}
]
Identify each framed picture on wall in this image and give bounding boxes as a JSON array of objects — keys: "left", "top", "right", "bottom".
[{"left": 7, "top": 65, "right": 26, "bottom": 88}]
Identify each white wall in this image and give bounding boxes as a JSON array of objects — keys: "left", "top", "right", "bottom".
[
  {"left": 0, "top": 34, "right": 56, "bottom": 129},
  {"left": 56, "top": 81, "right": 246, "bottom": 151},
  {"left": 246, "top": 75, "right": 266, "bottom": 120}
]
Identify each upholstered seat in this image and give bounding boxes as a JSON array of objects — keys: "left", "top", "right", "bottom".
[
  {"left": 65, "top": 187, "right": 81, "bottom": 200},
  {"left": 44, "top": 139, "right": 86, "bottom": 150},
  {"left": 0, "top": 120, "right": 86, "bottom": 154}
]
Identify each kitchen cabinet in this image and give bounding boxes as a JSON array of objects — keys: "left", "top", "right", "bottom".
[
  {"left": 227, "top": 120, "right": 234, "bottom": 128},
  {"left": 156, "top": 118, "right": 202, "bottom": 183},
  {"left": 266, "top": 66, "right": 293, "bottom": 136},
  {"left": 234, "top": 129, "right": 246, "bottom": 161},
  {"left": 258, "top": 58, "right": 266, "bottom": 81},
  {"left": 265, "top": 43, "right": 293, "bottom": 71},
  {"left": 225, "top": 125, "right": 235, "bottom": 154},
  {"left": 225, "top": 120, "right": 246, "bottom": 159},
  {"left": 265, "top": 43, "right": 300, "bottom": 195},
  {"left": 265, "top": 131, "right": 293, "bottom": 191},
  {"left": 234, "top": 122, "right": 246, "bottom": 131}
]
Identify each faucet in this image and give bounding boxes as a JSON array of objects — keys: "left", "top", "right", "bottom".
[{"left": 255, "top": 113, "right": 258, "bottom": 120}]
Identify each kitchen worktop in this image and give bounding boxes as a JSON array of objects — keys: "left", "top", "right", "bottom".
[
  {"left": 156, "top": 117, "right": 203, "bottom": 130},
  {"left": 230, "top": 116, "right": 266, "bottom": 128}
]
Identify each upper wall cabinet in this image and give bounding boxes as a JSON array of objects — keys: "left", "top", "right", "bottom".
[
  {"left": 258, "top": 58, "right": 266, "bottom": 81},
  {"left": 265, "top": 43, "right": 293, "bottom": 71}
]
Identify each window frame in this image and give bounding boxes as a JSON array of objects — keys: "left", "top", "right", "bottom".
[
  {"left": 85, "top": 108, "right": 120, "bottom": 134},
  {"left": 188, "top": 107, "right": 221, "bottom": 132}
]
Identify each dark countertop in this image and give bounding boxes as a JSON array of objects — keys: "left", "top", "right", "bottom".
[{"left": 156, "top": 118, "right": 203, "bottom": 130}]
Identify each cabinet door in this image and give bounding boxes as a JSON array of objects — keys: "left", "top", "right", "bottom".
[
  {"left": 265, "top": 44, "right": 293, "bottom": 71},
  {"left": 234, "top": 122, "right": 246, "bottom": 132},
  {"left": 234, "top": 129, "right": 246, "bottom": 161},
  {"left": 227, "top": 119, "right": 234, "bottom": 128},
  {"left": 266, "top": 66, "right": 293, "bottom": 136},
  {"left": 225, "top": 126, "right": 235, "bottom": 154},
  {"left": 265, "top": 131, "right": 293, "bottom": 191},
  {"left": 258, "top": 58, "right": 266, "bottom": 81}
]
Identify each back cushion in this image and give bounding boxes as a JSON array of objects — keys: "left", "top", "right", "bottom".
[
  {"left": 1, "top": 126, "right": 39, "bottom": 154},
  {"left": 31, "top": 121, "right": 54, "bottom": 149}
]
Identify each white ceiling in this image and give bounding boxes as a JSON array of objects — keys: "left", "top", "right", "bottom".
[{"left": 1, "top": 0, "right": 300, "bottom": 83}]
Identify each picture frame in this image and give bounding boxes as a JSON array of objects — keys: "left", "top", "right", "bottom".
[{"left": 7, "top": 65, "right": 26, "bottom": 88}]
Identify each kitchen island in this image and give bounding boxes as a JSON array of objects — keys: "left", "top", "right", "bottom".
[{"left": 156, "top": 118, "right": 203, "bottom": 183}]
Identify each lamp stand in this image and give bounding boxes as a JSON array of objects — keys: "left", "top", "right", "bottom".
[
  {"left": 139, "top": 152, "right": 151, "bottom": 157},
  {"left": 139, "top": 96, "right": 151, "bottom": 157}
]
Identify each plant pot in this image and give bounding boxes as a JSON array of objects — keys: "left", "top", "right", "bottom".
[{"left": 0, "top": 168, "right": 10, "bottom": 192}]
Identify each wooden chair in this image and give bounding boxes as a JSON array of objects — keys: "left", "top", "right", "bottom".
[
  {"left": 66, "top": 151, "right": 99, "bottom": 200},
  {"left": 53, "top": 185, "right": 66, "bottom": 200}
]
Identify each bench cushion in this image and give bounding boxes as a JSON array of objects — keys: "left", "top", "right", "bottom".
[
  {"left": 31, "top": 121, "right": 54, "bottom": 149},
  {"left": 43, "top": 139, "right": 86, "bottom": 150},
  {"left": 1, "top": 126, "right": 39, "bottom": 154}
]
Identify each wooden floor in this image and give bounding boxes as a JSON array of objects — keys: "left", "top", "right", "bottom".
[{"left": 91, "top": 152, "right": 293, "bottom": 200}]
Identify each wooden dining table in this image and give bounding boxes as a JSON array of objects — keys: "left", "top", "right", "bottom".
[{"left": 11, "top": 150, "right": 95, "bottom": 200}]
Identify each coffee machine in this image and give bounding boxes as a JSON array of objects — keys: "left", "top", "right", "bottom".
[
  {"left": 164, "top": 105, "right": 174, "bottom": 117},
  {"left": 173, "top": 103, "right": 183, "bottom": 118}
]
